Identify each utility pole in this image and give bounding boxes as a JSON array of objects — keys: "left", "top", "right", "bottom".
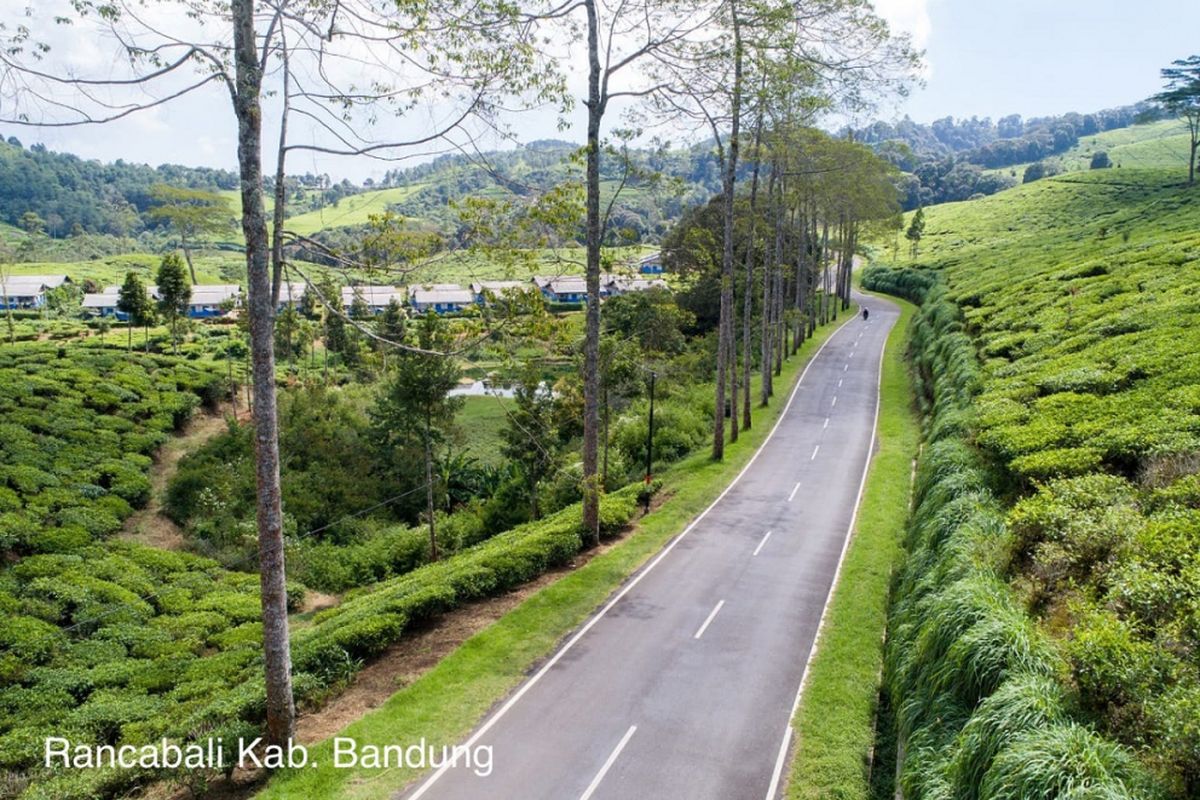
[{"left": 644, "top": 368, "right": 657, "bottom": 491}]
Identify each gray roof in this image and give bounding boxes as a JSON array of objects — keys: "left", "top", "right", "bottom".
[
  {"left": 611, "top": 277, "right": 669, "bottom": 293},
  {"left": 83, "top": 284, "right": 160, "bottom": 309},
  {"left": 186, "top": 284, "right": 242, "bottom": 306},
  {"left": 342, "top": 285, "right": 405, "bottom": 307},
  {"left": 0, "top": 274, "right": 71, "bottom": 296},
  {"left": 471, "top": 280, "right": 525, "bottom": 294},
  {"left": 411, "top": 284, "right": 473, "bottom": 305},
  {"left": 82, "top": 290, "right": 119, "bottom": 308},
  {"left": 537, "top": 276, "right": 587, "bottom": 295}
]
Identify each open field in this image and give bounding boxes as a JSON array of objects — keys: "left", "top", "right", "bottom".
[{"left": 282, "top": 185, "right": 431, "bottom": 235}]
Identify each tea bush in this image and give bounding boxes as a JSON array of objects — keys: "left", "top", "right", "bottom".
[
  {"left": 869, "top": 167, "right": 1200, "bottom": 798},
  {"left": 0, "top": 343, "right": 224, "bottom": 559},
  {"left": 5, "top": 486, "right": 643, "bottom": 799}
]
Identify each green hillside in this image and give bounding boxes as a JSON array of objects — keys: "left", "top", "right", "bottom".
[
  {"left": 282, "top": 184, "right": 429, "bottom": 235},
  {"left": 866, "top": 168, "right": 1200, "bottom": 798},
  {"left": 986, "top": 119, "right": 1194, "bottom": 179}
]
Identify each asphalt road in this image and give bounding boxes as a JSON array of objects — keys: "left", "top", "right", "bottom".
[{"left": 404, "top": 291, "right": 899, "bottom": 800}]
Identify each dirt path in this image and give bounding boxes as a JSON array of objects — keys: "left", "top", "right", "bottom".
[{"left": 120, "top": 403, "right": 240, "bottom": 550}]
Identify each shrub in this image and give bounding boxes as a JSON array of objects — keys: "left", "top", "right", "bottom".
[{"left": 981, "top": 724, "right": 1154, "bottom": 800}]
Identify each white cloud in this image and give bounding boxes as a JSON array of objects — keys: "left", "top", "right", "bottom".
[{"left": 872, "top": 0, "right": 932, "bottom": 51}]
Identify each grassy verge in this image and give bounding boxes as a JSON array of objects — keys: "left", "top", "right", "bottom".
[
  {"left": 784, "top": 294, "right": 919, "bottom": 800},
  {"left": 258, "top": 305, "right": 857, "bottom": 800}
]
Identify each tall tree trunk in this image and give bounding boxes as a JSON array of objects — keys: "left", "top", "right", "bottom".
[
  {"left": 712, "top": 4, "right": 742, "bottom": 461},
  {"left": 761, "top": 167, "right": 778, "bottom": 406},
  {"left": 602, "top": 383, "right": 610, "bottom": 488},
  {"left": 728, "top": 301, "right": 738, "bottom": 443},
  {"left": 182, "top": 242, "right": 198, "bottom": 285},
  {"left": 270, "top": 37, "right": 291, "bottom": 308},
  {"left": 424, "top": 413, "right": 439, "bottom": 561},
  {"left": 820, "top": 220, "right": 830, "bottom": 325},
  {"left": 793, "top": 214, "right": 805, "bottom": 354},
  {"left": 231, "top": 0, "right": 294, "bottom": 749},
  {"left": 581, "top": 0, "right": 603, "bottom": 545},
  {"left": 741, "top": 107, "right": 763, "bottom": 429}
]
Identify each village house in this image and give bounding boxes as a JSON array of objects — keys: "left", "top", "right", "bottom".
[
  {"left": 276, "top": 281, "right": 308, "bottom": 310},
  {"left": 83, "top": 283, "right": 242, "bottom": 319},
  {"left": 184, "top": 284, "right": 242, "bottom": 318},
  {"left": 0, "top": 274, "right": 71, "bottom": 309},
  {"left": 637, "top": 251, "right": 663, "bottom": 274},
  {"left": 470, "top": 281, "right": 526, "bottom": 304},
  {"left": 81, "top": 287, "right": 124, "bottom": 318},
  {"left": 410, "top": 284, "right": 474, "bottom": 314},
  {"left": 341, "top": 285, "right": 406, "bottom": 315}
]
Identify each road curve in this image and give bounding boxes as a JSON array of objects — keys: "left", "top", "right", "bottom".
[{"left": 403, "top": 291, "right": 899, "bottom": 800}]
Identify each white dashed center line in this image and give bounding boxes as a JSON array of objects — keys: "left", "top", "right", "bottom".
[
  {"left": 753, "top": 531, "right": 772, "bottom": 556},
  {"left": 787, "top": 482, "right": 801, "bottom": 502},
  {"left": 694, "top": 600, "right": 726, "bottom": 640},
  {"left": 811, "top": 445, "right": 820, "bottom": 461},
  {"left": 579, "top": 726, "right": 638, "bottom": 800}
]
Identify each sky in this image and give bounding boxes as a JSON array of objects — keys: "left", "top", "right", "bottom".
[{"left": 2, "top": 0, "right": 1198, "bottom": 182}]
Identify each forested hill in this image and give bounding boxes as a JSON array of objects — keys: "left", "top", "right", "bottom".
[
  {"left": 851, "top": 101, "right": 1172, "bottom": 208},
  {"left": 0, "top": 134, "right": 724, "bottom": 245},
  {"left": 368, "top": 138, "right": 725, "bottom": 240},
  {"left": 0, "top": 135, "right": 240, "bottom": 237},
  {"left": 5, "top": 105, "right": 1188, "bottom": 247}
]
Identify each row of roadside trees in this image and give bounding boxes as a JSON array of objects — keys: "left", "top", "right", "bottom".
[{"left": 0, "top": 0, "right": 918, "bottom": 747}]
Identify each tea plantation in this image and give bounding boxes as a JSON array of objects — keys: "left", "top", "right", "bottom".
[
  {"left": 865, "top": 168, "right": 1200, "bottom": 798},
  {"left": 0, "top": 338, "right": 646, "bottom": 799}
]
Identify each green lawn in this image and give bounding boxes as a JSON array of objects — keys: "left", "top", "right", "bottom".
[
  {"left": 785, "top": 293, "right": 919, "bottom": 800},
  {"left": 257, "top": 307, "right": 858, "bottom": 800},
  {"left": 455, "top": 395, "right": 512, "bottom": 467}
]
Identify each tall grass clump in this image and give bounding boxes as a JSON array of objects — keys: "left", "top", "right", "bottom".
[{"left": 868, "top": 265, "right": 1161, "bottom": 800}]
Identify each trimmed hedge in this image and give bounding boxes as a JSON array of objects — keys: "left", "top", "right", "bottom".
[{"left": 868, "top": 270, "right": 1163, "bottom": 799}]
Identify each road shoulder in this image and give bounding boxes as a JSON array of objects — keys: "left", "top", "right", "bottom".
[{"left": 784, "top": 293, "right": 919, "bottom": 800}]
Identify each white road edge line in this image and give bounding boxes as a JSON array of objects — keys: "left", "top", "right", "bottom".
[
  {"left": 694, "top": 600, "right": 726, "bottom": 639},
  {"left": 764, "top": 297, "right": 893, "bottom": 800},
  {"left": 579, "top": 725, "right": 637, "bottom": 800},
  {"left": 810, "top": 445, "right": 820, "bottom": 461},
  {"left": 765, "top": 727, "right": 792, "bottom": 800},
  {"left": 407, "top": 311, "right": 861, "bottom": 800},
  {"left": 753, "top": 530, "right": 772, "bottom": 556},
  {"left": 787, "top": 482, "right": 801, "bottom": 502}
]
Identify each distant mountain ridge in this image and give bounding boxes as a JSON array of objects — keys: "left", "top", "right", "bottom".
[
  {"left": 0, "top": 134, "right": 724, "bottom": 245},
  {"left": 848, "top": 101, "right": 1171, "bottom": 208}
]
